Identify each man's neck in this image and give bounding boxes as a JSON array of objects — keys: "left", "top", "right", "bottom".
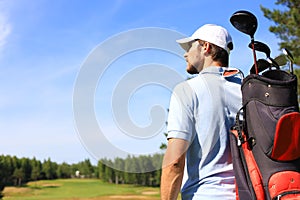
[{"left": 202, "top": 60, "right": 223, "bottom": 70}]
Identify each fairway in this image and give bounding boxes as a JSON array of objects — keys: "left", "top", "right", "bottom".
[{"left": 2, "top": 179, "right": 161, "bottom": 200}]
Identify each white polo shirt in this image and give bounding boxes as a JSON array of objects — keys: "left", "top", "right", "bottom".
[{"left": 167, "top": 66, "right": 242, "bottom": 200}]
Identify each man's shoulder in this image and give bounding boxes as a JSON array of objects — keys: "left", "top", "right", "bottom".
[
  {"left": 174, "top": 78, "right": 201, "bottom": 93},
  {"left": 171, "top": 80, "right": 197, "bottom": 104}
]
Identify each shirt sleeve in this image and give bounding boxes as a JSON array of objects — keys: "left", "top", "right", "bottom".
[{"left": 167, "top": 81, "right": 195, "bottom": 142}]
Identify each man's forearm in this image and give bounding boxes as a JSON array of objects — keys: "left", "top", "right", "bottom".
[{"left": 161, "top": 154, "right": 185, "bottom": 200}]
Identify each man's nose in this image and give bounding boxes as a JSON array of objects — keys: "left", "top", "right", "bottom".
[{"left": 184, "top": 52, "right": 188, "bottom": 59}]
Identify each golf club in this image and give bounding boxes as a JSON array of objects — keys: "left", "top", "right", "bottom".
[
  {"left": 249, "top": 41, "right": 270, "bottom": 57},
  {"left": 230, "top": 10, "right": 258, "bottom": 74},
  {"left": 274, "top": 54, "right": 287, "bottom": 67},
  {"left": 248, "top": 41, "right": 280, "bottom": 69},
  {"left": 250, "top": 59, "right": 271, "bottom": 74},
  {"left": 282, "top": 48, "right": 294, "bottom": 74}
]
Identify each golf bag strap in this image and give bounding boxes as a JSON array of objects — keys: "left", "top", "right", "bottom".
[
  {"left": 240, "top": 133, "right": 265, "bottom": 200},
  {"left": 235, "top": 181, "right": 240, "bottom": 200},
  {"left": 234, "top": 108, "right": 245, "bottom": 146},
  {"left": 222, "top": 68, "right": 242, "bottom": 77},
  {"left": 231, "top": 129, "right": 265, "bottom": 200}
]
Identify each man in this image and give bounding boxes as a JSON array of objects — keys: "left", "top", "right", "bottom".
[{"left": 161, "top": 24, "right": 242, "bottom": 199}]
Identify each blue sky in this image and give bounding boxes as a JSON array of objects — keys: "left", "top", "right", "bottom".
[{"left": 0, "top": 0, "right": 283, "bottom": 164}]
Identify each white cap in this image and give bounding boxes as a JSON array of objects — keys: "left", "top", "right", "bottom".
[{"left": 177, "top": 24, "right": 233, "bottom": 54}]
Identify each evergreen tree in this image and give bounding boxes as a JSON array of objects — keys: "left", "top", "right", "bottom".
[
  {"left": 97, "top": 159, "right": 106, "bottom": 180},
  {"left": 0, "top": 156, "right": 6, "bottom": 198},
  {"left": 3, "top": 156, "right": 14, "bottom": 184},
  {"left": 114, "top": 158, "right": 125, "bottom": 184},
  {"left": 152, "top": 154, "right": 163, "bottom": 186},
  {"left": 261, "top": 0, "right": 300, "bottom": 65},
  {"left": 42, "top": 158, "right": 56, "bottom": 180},
  {"left": 31, "top": 158, "right": 42, "bottom": 181},
  {"left": 20, "top": 158, "right": 32, "bottom": 182},
  {"left": 81, "top": 159, "right": 94, "bottom": 178},
  {"left": 12, "top": 168, "right": 24, "bottom": 186},
  {"left": 104, "top": 160, "right": 114, "bottom": 183},
  {"left": 56, "top": 162, "right": 72, "bottom": 178}
]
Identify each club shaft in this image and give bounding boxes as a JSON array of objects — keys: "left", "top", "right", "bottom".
[
  {"left": 251, "top": 40, "right": 258, "bottom": 74},
  {"left": 290, "top": 61, "right": 294, "bottom": 74}
]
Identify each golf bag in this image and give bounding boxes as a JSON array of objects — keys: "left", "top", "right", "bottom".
[{"left": 230, "top": 68, "right": 300, "bottom": 200}]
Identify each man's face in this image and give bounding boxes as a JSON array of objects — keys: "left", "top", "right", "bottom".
[{"left": 184, "top": 40, "right": 204, "bottom": 74}]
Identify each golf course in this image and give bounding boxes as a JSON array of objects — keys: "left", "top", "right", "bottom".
[{"left": 2, "top": 179, "right": 163, "bottom": 200}]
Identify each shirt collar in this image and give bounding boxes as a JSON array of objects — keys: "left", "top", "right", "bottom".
[{"left": 199, "top": 66, "right": 225, "bottom": 75}]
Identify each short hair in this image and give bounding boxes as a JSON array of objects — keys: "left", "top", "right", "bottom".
[{"left": 198, "top": 40, "right": 230, "bottom": 67}]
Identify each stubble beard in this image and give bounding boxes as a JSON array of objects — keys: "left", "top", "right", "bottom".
[{"left": 186, "top": 64, "right": 199, "bottom": 75}]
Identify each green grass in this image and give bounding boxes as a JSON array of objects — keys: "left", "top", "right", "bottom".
[{"left": 3, "top": 179, "right": 161, "bottom": 200}]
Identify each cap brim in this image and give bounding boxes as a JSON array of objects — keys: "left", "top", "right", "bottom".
[{"left": 176, "top": 37, "right": 195, "bottom": 51}]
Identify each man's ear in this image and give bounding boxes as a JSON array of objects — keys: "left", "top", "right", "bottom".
[{"left": 203, "top": 42, "right": 211, "bottom": 53}]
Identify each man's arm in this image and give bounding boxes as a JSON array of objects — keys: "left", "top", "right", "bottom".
[{"left": 161, "top": 138, "right": 189, "bottom": 200}]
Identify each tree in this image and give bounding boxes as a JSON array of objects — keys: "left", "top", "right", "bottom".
[
  {"left": 74, "top": 159, "right": 94, "bottom": 178},
  {"left": 261, "top": 1, "right": 300, "bottom": 106},
  {"left": 20, "top": 158, "right": 32, "bottom": 182},
  {"left": 104, "top": 160, "right": 114, "bottom": 183},
  {"left": 3, "top": 156, "right": 13, "bottom": 184},
  {"left": 152, "top": 154, "right": 163, "bottom": 186},
  {"left": 0, "top": 157, "right": 7, "bottom": 199},
  {"left": 97, "top": 159, "right": 106, "bottom": 180},
  {"left": 56, "top": 162, "right": 71, "bottom": 179},
  {"left": 42, "top": 158, "right": 56, "bottom": 180},
  {"left": 12, "top": 168, "right": 24, "bottom": 186},
  {"left": 160, "top": 113, "right": 169, "bottom": 150},
  {"left": 260, "top": 0, "right": 300, "bottom": 65},
  {"left": 138, "top": 155, "right": 155, "bottom": 186},
  {"left": 81, "top": 159, "right": 94, "bottom": 178},
  {"left": 114, "top": 158, "right": 125, "bottom": 184},
  {"left": 31, "top": 158, "right": 42, "bottom": 181},
  {"left": 295, "top": 69, "right": 300, "bottom": 107},
  {"left": 124, "top": 156, "right": 138, "bottom": 184}
]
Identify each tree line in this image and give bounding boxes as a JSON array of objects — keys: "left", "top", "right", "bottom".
[
  {"left": 0, "top": 154, "right": 164, "bottom": 198},
  {"left": 98, "top": 154, "right": 163, "bottom": 186}
]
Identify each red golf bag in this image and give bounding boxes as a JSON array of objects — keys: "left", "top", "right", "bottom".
[{"left": 230, "top": 69, "right": 300, "bottom": 200}]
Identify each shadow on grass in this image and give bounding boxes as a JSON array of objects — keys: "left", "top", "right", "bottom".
[{"left": 29, "top": 185, "right": 60, "bottom": 190}]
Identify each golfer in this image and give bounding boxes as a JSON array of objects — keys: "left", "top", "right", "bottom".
[{"left": 161, "top": 24, "right": 242, "bottom": 199}]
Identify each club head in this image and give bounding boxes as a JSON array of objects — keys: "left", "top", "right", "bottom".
[
  {"left": 282, "top": 48, "right": 294, "bottom": 61},
  {"left": 250, "top": 59, "right": 271, "bottom": 74},
  {"left": 266, "top": 57, "right": 280, "bottom": 69},
  {"left": 230, "top": 10, "right": 258, "bottom": 38},
  {"left": 248, "top": 41, "right": 271, "bottom": 58},
  {"left": 282, "top": 48, "right": 294, "bottom": 74},
  {"left": 274, "top": 54, "right": 287, "bottom": 66}
]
